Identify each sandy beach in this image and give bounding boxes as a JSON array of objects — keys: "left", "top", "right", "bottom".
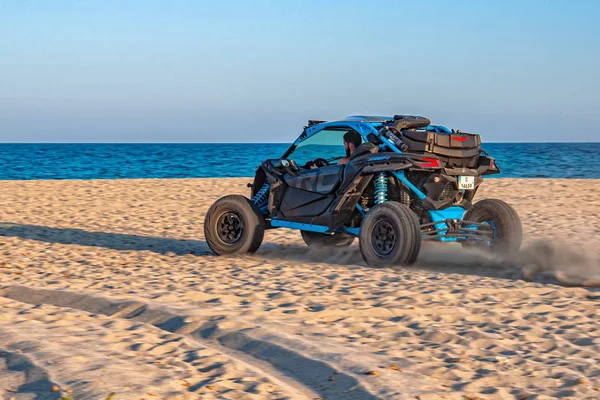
[{"left": 1, "top": 178, "right": 599, "bottom": 400}]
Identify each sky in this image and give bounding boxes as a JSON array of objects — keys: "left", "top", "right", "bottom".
[{"left": 1, "top": 0, "right": 599, "bottom": 143}]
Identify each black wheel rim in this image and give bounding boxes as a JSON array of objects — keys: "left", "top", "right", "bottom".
[
  {"left": 372, "top": 219, "right": 396, "bottom": 256},
  {"left": 216, "top": 212, "right": 244, "bottom": 244}
]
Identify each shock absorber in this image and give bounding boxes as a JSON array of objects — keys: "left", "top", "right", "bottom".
[
  {"left": 374, "top": 172, "right": 388, "bottom": 204},
  {"left": 251, "top": 183, "right": 270, "bottom": 214}
]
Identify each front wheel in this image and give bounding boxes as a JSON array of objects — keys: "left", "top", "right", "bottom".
[
  {"left": 462, "top": 198, "right": 522, "bottom": 254},
  {"left": 204, "top": 195, "right": 265, "bottom": 256},
  {"left": 359, "top": 202, "right": 421, "bottom": 267},
  {"left": 301, "top": 231, "right": 355, "bottom": 248}
]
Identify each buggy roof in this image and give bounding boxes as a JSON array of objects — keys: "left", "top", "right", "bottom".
[
  {"left": 300, "top": 115, "right": 452, "bottom": 145},
  {"left": 342, "top": 115, "right": 391, "bottom": 122},
  {"left": 310, "top": 115, "right": 428, "bottom": 125}
]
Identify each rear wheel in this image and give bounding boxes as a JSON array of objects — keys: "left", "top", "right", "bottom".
[
  {"left": 301, "top": 231, "right": 355, "bottom": 248},
  {"left": 204, "top": 195, "right": 265, "bottom": 255},
  {"left": 359, "top": 202, "right": 421, "bottom": 267},
  {"left": 462, "top": 198, "right": 522, "bottom": 254}
]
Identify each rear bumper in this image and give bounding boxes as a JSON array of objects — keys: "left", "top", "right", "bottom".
[
  {"left": 421, "top": 206, "right": 494, "bottom": 243},
  {"left": 421, "top": 219, "right": 494, "bottom": 242}
]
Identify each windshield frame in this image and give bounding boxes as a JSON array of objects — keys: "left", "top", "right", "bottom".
[
  {"left": 283, "top": 127, "right": 356, "bottom": 163},
  {"left": 281, "top": 121, "right": 383, "bottom": 159}
]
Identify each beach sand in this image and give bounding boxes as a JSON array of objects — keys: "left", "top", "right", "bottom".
[{"left": 1, "top": 178, "right": 599, "bottom": 399}]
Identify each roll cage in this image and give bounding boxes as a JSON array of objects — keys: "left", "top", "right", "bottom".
[
  {"left": 281, "top": 116, "right": 453, "bottom": 160},
  {"left": 278, "top": 115, "right": 463, "bottom": 208}
]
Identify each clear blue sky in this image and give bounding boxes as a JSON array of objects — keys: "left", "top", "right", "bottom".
[{"left": 1, "top": 0, "right": 599, "bottom": 143}]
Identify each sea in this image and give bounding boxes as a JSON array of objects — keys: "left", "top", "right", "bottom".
[{"left": 0, "top": 143, "right": 598, "bottom": 180}]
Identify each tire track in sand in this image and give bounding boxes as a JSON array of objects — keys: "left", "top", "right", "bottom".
[
  {"left": 0, "top": 347, "right": 62, "bottom": 400},
  {"left": 0, "top": 284, "right": 426, "bottom": 400}
]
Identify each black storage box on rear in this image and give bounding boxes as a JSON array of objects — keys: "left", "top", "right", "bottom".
[{"left": 401, "top": 130, "right": 482, "bottom": 168}]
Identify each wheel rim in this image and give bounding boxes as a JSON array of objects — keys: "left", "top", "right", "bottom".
[
  {"left": 216, "top": 212, "right": 244, "bottom": 244},
  {"left": 371, "top": 219, "right": 396, "bottom": 256}
]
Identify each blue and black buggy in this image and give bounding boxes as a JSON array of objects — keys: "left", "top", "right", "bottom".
[{"left": 205, "top": 115, "right": 522, "bottom": 267}]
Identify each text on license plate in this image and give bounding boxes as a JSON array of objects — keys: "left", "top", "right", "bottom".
[{"left": 458, "top": 176, "right": 475, "bottom": 190}]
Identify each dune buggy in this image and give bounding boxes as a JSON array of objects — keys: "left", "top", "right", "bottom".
[{"left": 205, "top": 115, "right": 522, "bottom": 267}]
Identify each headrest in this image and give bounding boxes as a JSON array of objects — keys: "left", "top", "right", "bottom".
[{"left": 350, "top": 142, "right": 379, "bottom": 160}]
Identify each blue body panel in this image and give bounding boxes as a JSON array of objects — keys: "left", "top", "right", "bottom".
[
  {"left": 427, "top": 206, "right": 467, "bottom": 242},
  {"left": 270, "top": 219, "right": 330, "bottom": 233},
  {"left": 270, "top": 219, "right": 361, "bottom": 237}
]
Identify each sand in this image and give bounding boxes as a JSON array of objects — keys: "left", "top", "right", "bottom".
[{"left": 0, "top": 178, "right": 599, "bottom": 400}]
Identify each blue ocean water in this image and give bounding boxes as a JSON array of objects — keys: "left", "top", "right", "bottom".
[{"left": 0, "top": 143, "right": 598, "bottom": 180}]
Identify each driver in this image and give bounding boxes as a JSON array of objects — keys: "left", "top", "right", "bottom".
[{"left": 337, "top": 130, "right": 362, "bottom": 165}]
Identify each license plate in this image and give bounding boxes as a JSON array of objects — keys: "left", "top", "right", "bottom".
[{"left": 458, "top": 176, "right": 475, "bottom": 190}]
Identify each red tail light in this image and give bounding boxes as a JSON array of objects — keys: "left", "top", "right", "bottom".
[
  {"left": 420, "top": 157, "right": 440, "bottom": 168},
  {"left": 451, "top": 135, "right": 468, "bottom": 142}
]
